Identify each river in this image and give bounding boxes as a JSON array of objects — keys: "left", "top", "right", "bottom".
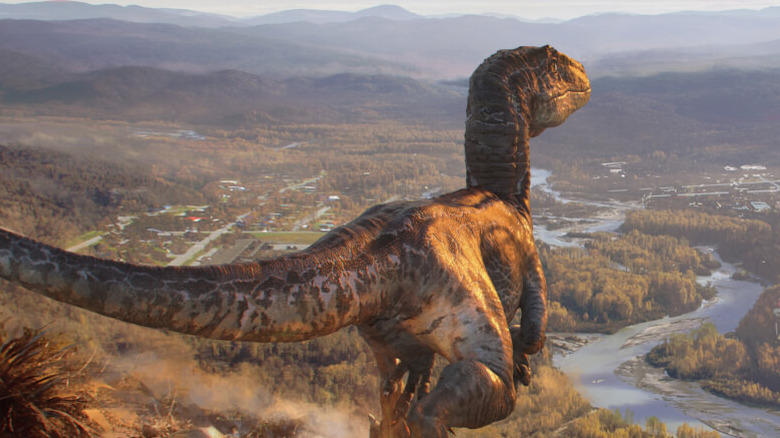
[{"left": 531, "top": 168, "right": 780, "bottom": 437}]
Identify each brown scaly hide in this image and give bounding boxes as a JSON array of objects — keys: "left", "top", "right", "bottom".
[{"left": 0, "top": 46, "right": 590, "bottom": 437}]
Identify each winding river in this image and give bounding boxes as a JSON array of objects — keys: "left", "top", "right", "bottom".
[{"left": 531, "top": 169, "right": 780, "bottom": 437}]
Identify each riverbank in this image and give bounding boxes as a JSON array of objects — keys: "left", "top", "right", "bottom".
[
  {"left": 533, "top": 168, "right": 780, "bottom": 436},
  {"left": 547, "top": 333, "right": 601, "bottom": 356},
  {"left": 620, "top": 317, "right": 709, "bottom": 350},
  {"left": 615, "top": 357, "right": 776, "bottom": 437},
  {"left": 553, "top": 263, "right": 777, "bottom": 436}
]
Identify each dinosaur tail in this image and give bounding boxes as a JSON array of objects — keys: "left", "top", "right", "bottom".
[{"left": 0, "top": 228, "right": 373, "bottom": 343}]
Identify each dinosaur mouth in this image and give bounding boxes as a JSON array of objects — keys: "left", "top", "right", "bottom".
[
  {"left": 545, "top": 87, "right": 591, "bottom": 104},
  {"left": 530, "top": 87, "right": 591, "bottom": 136}
]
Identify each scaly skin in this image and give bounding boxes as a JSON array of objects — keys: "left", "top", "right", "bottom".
[{"left": 0, "top": 45, "right": 589, "bottom": 437}]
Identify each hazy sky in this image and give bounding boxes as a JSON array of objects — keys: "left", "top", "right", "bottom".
[{"left": 11, "top": 0, "right": 780, "bottom": 19}]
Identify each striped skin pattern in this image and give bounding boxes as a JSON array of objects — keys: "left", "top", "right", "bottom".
[{"left": 0, "top": 46, "right": 589, "bottom": 437}]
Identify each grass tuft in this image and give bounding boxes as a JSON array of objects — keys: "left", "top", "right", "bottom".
[{"left": 0, "top": 327, "right": 92, "bottom": 438}]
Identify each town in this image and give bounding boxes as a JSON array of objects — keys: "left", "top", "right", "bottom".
[
  {"left": 571, "top": 160, "right": 780, "bottom": 214},
  {"left": 71, "top": 156, "right": 780, "bottom": 269}
]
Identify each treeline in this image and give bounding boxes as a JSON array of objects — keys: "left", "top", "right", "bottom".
[
  {"left": 586, "top": 230, "right": 721, "bottom": 276},
  {"left": 647, "top": 323, "right": 748, "bottom": 382},
  {"left": 622, "top": 209, "right": 771, "bottom": 248},
  {"left": 541, "top": 230, "right": 718, "bottom": 332},
  {"left": 561, "top": 408, "right": 718, "bottom": 438},
  {"left": 647, "top": 286, "right": 780, "bottom": 408},
  {"left": 623, "top": 209, "right": 780, "bottom": 282}
]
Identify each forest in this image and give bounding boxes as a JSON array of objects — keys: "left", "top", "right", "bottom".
[
  {"left": 623, "top": 209, "right": 780, "bottom": 282},
  {"left": 541, "top": 230, "right": 718, "bottom": 332},
  {"left": 0, "top": 143, "right": 205, "bottom": 242},
  {"left": 0, "top": 120, "right": 465, "bottom": 244}
]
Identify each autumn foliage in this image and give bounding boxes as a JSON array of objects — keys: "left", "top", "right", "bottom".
[{"left": 542, "top": 230, "right": 718, "bottom": 332}]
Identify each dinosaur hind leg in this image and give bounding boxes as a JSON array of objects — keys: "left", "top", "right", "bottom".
[
  {"left": 408, "top": 360, "right": 515, "bottom": 436},
  {"left": 405, "top": 305, "right": 516, "bottom": 436}
]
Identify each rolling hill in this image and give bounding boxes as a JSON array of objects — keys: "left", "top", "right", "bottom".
[
  {"left": 0, "top": 18, "right": 412, "bottom": 77},
  {"left": 0, "top": 62, "right": 464, "bottom": 125}
]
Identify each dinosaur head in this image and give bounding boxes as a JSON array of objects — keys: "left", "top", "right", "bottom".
[
  {"left": 464, "top": 45, "right": 590, "bottom": 203},
  {"left": 525, "top": 46, "right": 590, "bottom": 137}
]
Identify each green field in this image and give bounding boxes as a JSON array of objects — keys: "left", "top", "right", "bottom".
[{"left": 246, "top": 231, "right": 327, "bottom": 245}]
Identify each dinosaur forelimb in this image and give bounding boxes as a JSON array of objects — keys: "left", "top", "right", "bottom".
[
  {"left": 510, "top": 324, "right": 533, "bottom": 387},
  {"left": 518, "top": 257, "right": 548, "bottom": 355}
]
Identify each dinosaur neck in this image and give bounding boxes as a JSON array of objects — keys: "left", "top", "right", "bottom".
[
  {"left": 0, "top": 228, "right": 381, "bottom": 342},
  {"left": 464, "top": 50, "right": 534, "bottom": 213}
]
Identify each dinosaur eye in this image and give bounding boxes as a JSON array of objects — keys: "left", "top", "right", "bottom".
[{"left": 550, "top": 62, "right": 558, "bottom": 73}]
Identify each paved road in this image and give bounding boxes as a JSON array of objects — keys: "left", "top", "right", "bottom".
[
  {"left": 292, "top": 206, "right": 331, "bottom": 231},
  {"left": 168, "top": 212, "right": 252, "bottom": 266},
  {"left": 66, "top": 235, "right": 103, "bottom": 252},
  {"left": 278, "top": 172, "right": 325, "bottom": 194}
]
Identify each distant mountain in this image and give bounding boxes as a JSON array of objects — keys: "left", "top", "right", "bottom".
[
  {"left": 0, "top": 2, "right": 422, "bottom": 26},
  {"left": 589, "top": 38, "right": 780, "bottom": 77},
  {"left": 246, "top": 5, "right": 422, "bottom": 25},
  {"left": 4, "top": 44, "right": 780, "bottom": 171},
  {"left": 234, "top": 9, "right": 780, "bottom": 78},
  {"left": 0, "top": 1, "right": 239, "bottom": 27}
]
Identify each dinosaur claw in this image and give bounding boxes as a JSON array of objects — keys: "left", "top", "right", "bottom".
[
  {"left": 518, "top": 363, "right": 531, "bottom": 386},
  {"left": 369, "top": 414, "right": 381, "bottom": 438},
  {"left": 514, "top": 352, "right": 532, "bottom": 387},
  {"left": 369, "top": 413, "right": 410, "bottom": 438}
]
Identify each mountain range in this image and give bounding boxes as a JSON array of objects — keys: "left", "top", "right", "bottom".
[
  {"left": 1, "top": 2, "right": 780, "bottom": 78},
  {"left": 2, "top": 1, "right": 780, "bottom": 163},
  {"left": 0, "top": 2, "right": 423, "bottom": 26}
]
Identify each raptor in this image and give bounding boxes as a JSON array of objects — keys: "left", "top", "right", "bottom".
[{"left": 0, "top": 45, "right": 590, "bottom": 437}]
